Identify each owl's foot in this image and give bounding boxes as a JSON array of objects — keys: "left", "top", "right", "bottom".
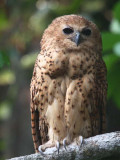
[
  {"left": 73, "top": 135, "right": 84, "bottom": 148},
  {"left": 38, "top": 140, "right": 60, "bottom": 154},
  {"left": 38, "top": 140, "right": 55, "bottom": 154},
  {"left": 38, "top": 136, "right": 83, "bottom": 154},
  {"left": 62, "top": 135, "right": 84, "bottom": 150}
]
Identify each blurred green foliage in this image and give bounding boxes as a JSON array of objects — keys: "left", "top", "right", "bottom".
[
  {"left": 113, "top": 1, "right": 120, "bottom": 22},
  {"left": 102, "top": 1, "right": 120, "bottom": 107},
  {"left": 0, "top": 0, "right": 120, "bottom": 159},
  {"left": 0, "top": 50, "right": 10, "bottom": 68}
]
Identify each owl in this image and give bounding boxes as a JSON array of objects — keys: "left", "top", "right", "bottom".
[{"left": 30, "top": 15, "right": 107, "bottom": 153}]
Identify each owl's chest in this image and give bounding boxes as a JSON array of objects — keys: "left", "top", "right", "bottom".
[
  {"left": 67, "top": 53, "right": 93, "bottom": 78},
  {"left": 38, "top": 51, "right": 94, "bottom": 78}
]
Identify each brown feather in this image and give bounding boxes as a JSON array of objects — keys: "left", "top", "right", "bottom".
[{"left": 30, "top": 15, "right": 107, "bottom": 152}]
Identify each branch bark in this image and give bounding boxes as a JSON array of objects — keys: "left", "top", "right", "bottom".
[{"left": 8, "top": 131, "right": 120, "bottom": 160}]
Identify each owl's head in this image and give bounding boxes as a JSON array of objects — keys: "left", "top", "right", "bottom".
[{"left": 41, "top": 15, "right": 102, "bottom": 52}]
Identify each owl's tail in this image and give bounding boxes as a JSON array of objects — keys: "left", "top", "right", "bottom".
[{"left": 31, "top": 108, "right": 41, "bottom": 153}]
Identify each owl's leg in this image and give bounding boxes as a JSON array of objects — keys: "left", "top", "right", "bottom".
[{"left": 38, "top": 140, "right": 60, "bottom": 154}]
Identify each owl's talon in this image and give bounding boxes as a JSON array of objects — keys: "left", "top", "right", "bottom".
[
  {"left": 79, "top": 136, "right": 84, "bottom": 148},
  {"left": 63, "top": 138, "right": 67, "bottom": 151},
  {"left": 56, "top": 141, "right": 60, "bottom": 154},
  {"left": 38, "top": 146, "right": 44, "bottom": 155}
]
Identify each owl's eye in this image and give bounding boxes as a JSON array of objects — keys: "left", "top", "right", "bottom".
[
  {"left": 63, "top": 27, "right": 74, "bottom": 35},
  {"left": 81, "top": 28, "right": 91, "bottom": 36}
]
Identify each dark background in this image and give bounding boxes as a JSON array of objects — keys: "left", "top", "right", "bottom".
[{"left": 0, "top": 0, "right": 120, "bottom": 159}]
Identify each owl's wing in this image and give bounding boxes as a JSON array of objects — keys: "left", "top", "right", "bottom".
[
  {"left": 92, "top": 59, "right": 107, "bottom": 135},
  {"left": 30, "top": 62, "right": 49, "bottom": 152}
]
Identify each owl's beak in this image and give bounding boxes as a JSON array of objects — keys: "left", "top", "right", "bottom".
[
  {"left": 74, "top": 32, "right": 81, "bottom": 46},
  {"left": 70, "top": 31, "right": 82, "bottom": 46}
]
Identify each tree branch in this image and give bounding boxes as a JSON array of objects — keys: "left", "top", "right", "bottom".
[{"left": 9, "top": 131, "right": 120, "bottom": 160}]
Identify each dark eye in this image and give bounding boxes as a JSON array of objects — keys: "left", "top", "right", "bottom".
[
  {"left": 81, "top": 28, "right": 91, "bottom": 36},
  {"left": 63, "top": 27, "right": 74, "bottom": 35}
]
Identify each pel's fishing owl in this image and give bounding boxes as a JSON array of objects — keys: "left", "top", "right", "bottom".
[{"left": 30, "top": 15, "right": 107, "bottom": 153}]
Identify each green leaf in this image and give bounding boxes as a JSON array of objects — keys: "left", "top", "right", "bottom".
[
  {"left": 0, "top": 69, "right": 15, "bottom": 85},
  {"left": 0, "top": 51, "right": 10, "bottom": 68},
  {"left": 0, "top": 101, "right": 11, "bottom": 120},
  {"left": 103, "top": 54, "right": 119, "bottom": 98},
  {"left": 110, "top": 19, "right": 120, "bottom": 34},
  {"left": 103, "top": 54, "right": 119, "bottom": 72},
  {"left": 102, "top": 32, "right": 120, "bottom": 51},
  {"left": 0, "top": 53, "right": 4, "bottom": 68},
  {"left": 113, "top": 1, "right": 120, "bottom": 22},
  {"left": 113, "top": 42, "right": 120, "bottom": 56},
  {"left": 20, "top": 52, "right": 38, "bottom": 69},
  {"left": 107, "top": 61, "right": 120, "bottom": 108},
  {"left": 82, "top": 0, "right": 105, "bottom": 12},
  {"left": 0, "top": 10, "right": 11, "bottom": 31},
  {"left": 52, "top": 0, "right": 83, "bottom": 15}
]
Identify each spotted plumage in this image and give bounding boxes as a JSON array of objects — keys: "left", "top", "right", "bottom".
[{"left": 30, "top": 15, "right": 107, "bottom": 152}]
